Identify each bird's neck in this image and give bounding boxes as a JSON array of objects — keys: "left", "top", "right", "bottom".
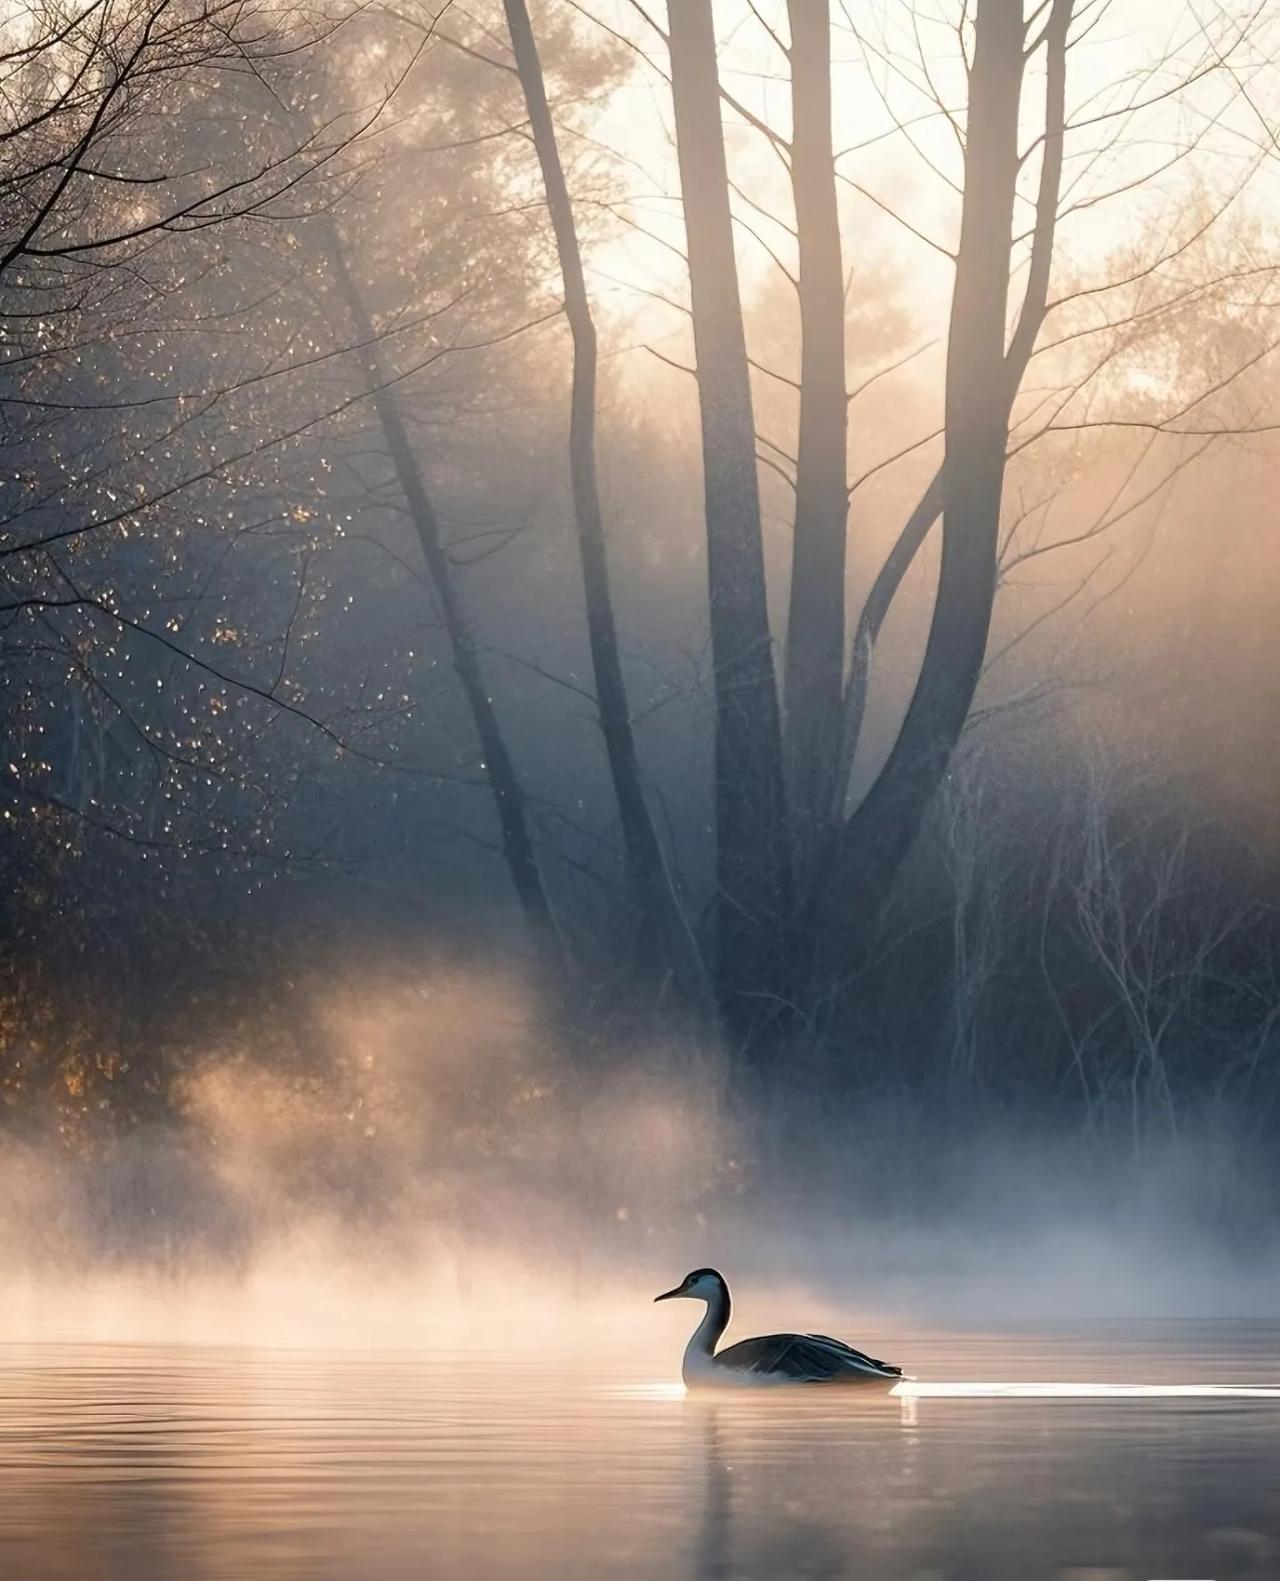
[{"left": 684, "top": 1287, "right": 731, "bottom": 1369}]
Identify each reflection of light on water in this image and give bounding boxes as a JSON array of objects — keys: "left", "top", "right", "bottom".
[
  {"left": 892, "top": 1382, "right": 1280, "bottom": 1398},
  {"left": 607, "top": 1381, "right": 1280, "bottom": 1405},
  {"left": 608, "top": 1382, "right": 688, "bottom": 1401}
]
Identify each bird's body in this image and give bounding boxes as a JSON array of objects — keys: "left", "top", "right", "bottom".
[{"left": 654, "top": 1268, "right": 903, "bottom": 1389}]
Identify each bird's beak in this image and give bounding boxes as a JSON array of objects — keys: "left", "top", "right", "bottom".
[{"left": 653, "top": 1285, "right": 684, "bottom": 1302}]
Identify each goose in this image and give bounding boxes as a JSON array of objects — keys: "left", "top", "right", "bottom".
[{"left": 654, "top": 1267, "right": 904, "bottom": 1388}]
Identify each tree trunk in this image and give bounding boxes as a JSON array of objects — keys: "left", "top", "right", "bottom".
[
  {"left": 783, "top": 0, "right": 849, "bottom": 884},
  {"left": 502, "top": 0, "right": 714, "bottom": 1024},
  {"left": 831, "top": 0, "right": 1072, "bottom": 828},
  {"left": 320, "top": 219, "right": 565, "bottom": 979},
  {"left": 832, "top": 468, "right": 943, "bottom": 826},
  {"left": 814, "top": 0, "right": 1026, "bottom": 981},
  {"left": 667, "top": 0, "right": 790, "bottom": 1038}
]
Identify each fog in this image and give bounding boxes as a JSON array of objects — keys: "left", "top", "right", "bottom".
[{"left": 1, "top": 962, "right": 1276, "bottom": 1351}]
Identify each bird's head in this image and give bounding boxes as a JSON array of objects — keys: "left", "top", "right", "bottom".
[{"left": 654, "top": 1267, "right": 727, "bottom": 1304}]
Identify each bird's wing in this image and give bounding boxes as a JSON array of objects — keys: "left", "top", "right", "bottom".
[
  {"left": 716, "top": 1332, "right": 902, "bottom": 1382},
  {"left": 806, "top": 1334, "right": 903, "bottom": 1376}
]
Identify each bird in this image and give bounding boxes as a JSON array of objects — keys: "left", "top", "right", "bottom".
[{"left": 654, "top": 1267, "right": 904, "bottom": 1388}]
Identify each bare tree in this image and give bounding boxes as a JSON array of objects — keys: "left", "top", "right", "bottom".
[
  {"left": 934, "top": 744, "right": 1008, "bottom": 1093},
  {"left": 319, "top": 215, "right": 566, "bottom": 977},
  {"left": 1056, "top": 754, "right": 1257, "bottom": 1155},
  {"left": 501, "top": 0, "right": 712, "bottom": 1018},
  {"left": 812, "top": 0, "right": 1072, "bottom": 983},
  {"left": 666, "top": 0, "right": 790, "bottom": 1036},
  {"left": 783, "top": 0, "right": 849, "bottom": 882},
  {"left": 0, "top": 0, "right": 371, "bottom": 295}
]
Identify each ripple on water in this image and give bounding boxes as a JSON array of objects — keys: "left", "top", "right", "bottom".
[{"left": 0, "top": 1326, "right": 1277, "bottom": 1580}]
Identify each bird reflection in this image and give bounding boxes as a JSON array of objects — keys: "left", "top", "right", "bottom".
[
  {"left": 690, "top": 1398, "right": 730, "bottom": 1581},
  {"left": 687, "top": 1391, "right": 898, "bottom": 1580}
]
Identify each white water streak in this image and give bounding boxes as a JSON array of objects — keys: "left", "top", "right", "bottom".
[
  {"left": 893, "top": 1381, "right": 1280, "bottom": 1398},
  {"left": 611, "top": 1381, "right": 1280, "bottom": 1401}
]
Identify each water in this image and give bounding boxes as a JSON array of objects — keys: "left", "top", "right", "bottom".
[{"left": 2, "top": 1321, "right": 1278, "bottom": 1579}]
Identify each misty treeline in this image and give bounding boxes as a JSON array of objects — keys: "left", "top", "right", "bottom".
[{"left": 2, "top": 0, "right": 1279, "bottom": 1168}]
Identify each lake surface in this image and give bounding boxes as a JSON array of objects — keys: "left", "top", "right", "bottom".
[{"left": 2, "top": 1321, "right": 1278, "bottom": 1579}]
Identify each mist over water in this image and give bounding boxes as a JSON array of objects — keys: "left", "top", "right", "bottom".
[
  {"left": 5, "top": 965, "right": 1277, "bottom": 1581},
  {"left": 2, "top": 889, "right": 1277, "bottom": 1576},
  {"left": 2, "top": 961, "right": 1277, "bottom": 1351}
]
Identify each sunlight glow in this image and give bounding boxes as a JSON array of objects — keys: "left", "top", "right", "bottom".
[
  {"left": 606, "top": 1382, "right": 688, "bottom": 1401},
  {"left": 607, "top": 1380, "right": 1280, "bottom": 1404},
  {"left": 892, "top": 1382, "right": 1280, "bottom": 1398}
]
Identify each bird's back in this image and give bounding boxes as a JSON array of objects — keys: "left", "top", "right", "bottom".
[{"left": 713, "top": 1331, "right": 902, "bottom": 1385}]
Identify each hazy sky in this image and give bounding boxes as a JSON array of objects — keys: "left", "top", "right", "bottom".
[{"left": 576, "top": 0, "right": 1280, "bottom": 354}]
